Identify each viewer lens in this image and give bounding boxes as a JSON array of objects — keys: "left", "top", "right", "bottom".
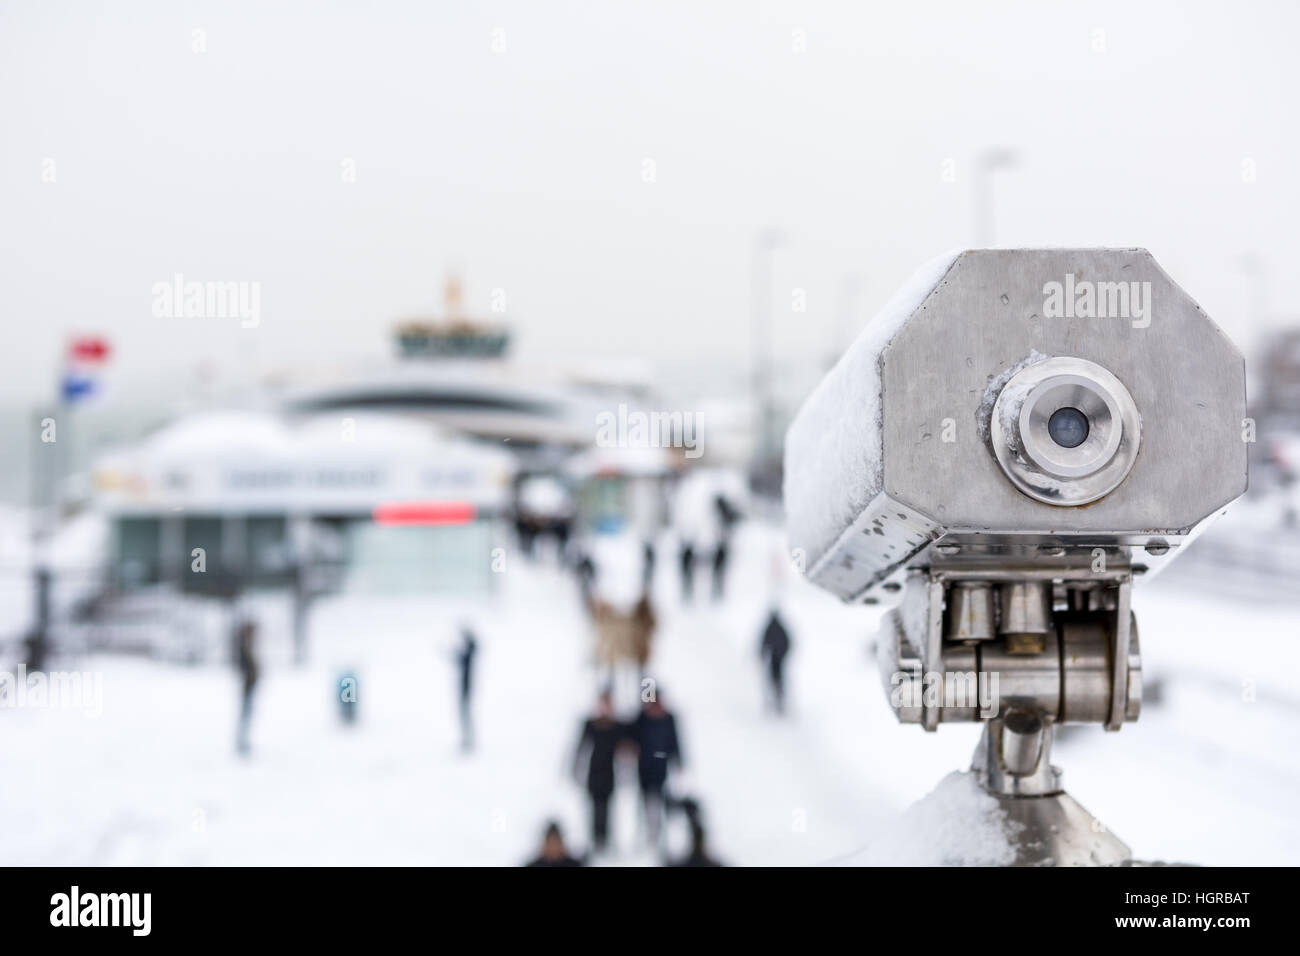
[{"left": 1047, "top": 407, "right": 1089, "bottom": 449}]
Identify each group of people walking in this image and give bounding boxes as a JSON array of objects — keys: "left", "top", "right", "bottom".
[
  {"left": 572, "top": 690, "right": 683, "bottom": 854},
  {"left": 522, "top": 687, "right": 722, "bottom": 866},
  {"left": 226, "top": 471, "right": 790, "bottom": 867}
]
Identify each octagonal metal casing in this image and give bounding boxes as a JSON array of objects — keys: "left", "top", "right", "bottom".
[{"left": 784, "top": 248, "right": 1248, "bottom": 603}]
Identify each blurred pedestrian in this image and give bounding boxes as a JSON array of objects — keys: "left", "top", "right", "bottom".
[
  {"left": 234, "top": 618, "right": 260, "bottom": 756},
  {"left": 642, "top": 539, "right": 656, "bottom": 592},
  {"left": 583, "top": 534, "right": 658, "bottom": 678},
  {"left": 632, "top": 693, "right": 682, "bottom": 849},
  {"left": 710, "top": 493, "right": 741, "bottom": 601},
  {"left": 758, "top": 608, "right": 793, "bottom": 714},
  {"left": 515, "top": 512, "right": 538, "bottom": 558},
  {"left": 572, "top": 691, "right": 631, "bottom": 855},
  {"left": 22, "top": 628, "right": 48, "bottom": 674},
  {"left": 516, "top": 474, "right": 575, "bottom": 562},
  {"left": 25, "top": 566, "right": 51, "bottom": 672},
  {"left": 454, "top": 626, "right": 478, "bottom": 752},
  {"left": 672, "top": 469, "right": 743, "bottom": 604},
  {"left": 667, "top": 821, "right": 724, "bottom": 867},
  {"left": 524, "top": 820, "right": 583, "bottom": 867},
  {"left": 678, "top": 541, "right": 696, "bottom": 603}
]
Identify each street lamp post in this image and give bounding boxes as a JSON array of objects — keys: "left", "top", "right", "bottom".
[{"left": 750, "top": 227, "right": 784, "bottom": 492}]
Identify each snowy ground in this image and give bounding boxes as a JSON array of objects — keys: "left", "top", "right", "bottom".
[{"left": 1, "top": 519, "right": 1298, "bottom": 866}]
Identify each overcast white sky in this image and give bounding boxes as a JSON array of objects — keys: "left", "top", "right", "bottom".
[{"left": 2, "top": 0, "right": 1298, "bottom": 408}]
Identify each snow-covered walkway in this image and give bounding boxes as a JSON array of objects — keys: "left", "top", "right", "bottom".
[{"left": 2, "top": 521, "right": 1297, "bottom": 865}]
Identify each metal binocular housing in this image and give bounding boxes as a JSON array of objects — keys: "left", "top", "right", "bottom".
[{"left": 784, "top": 249, "right": 1247, "bottom": 814}]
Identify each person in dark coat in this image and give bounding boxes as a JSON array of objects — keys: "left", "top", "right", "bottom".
[
  {"left": 758, "top": 609, "right": 793, "bottom": 714},
  {"left": 234, "top": 619, "right": 260, "bottom": 756},
  {"left": 524, "top": 820, "right": 583, "bottom": 867},
  {"left": 642, "top": 539, "right": 656, "bottom": 592},
  {"left": 575, "top": 552, "right": 597, "bottom": 606},
  {"left": 678, "top": 541, "right": 696, "bottom": 603},
  {"left": 572, "top": 691, "right": 629, "bottom": 854},
  {"left": 711, "top": 494, "right": 741, "bottom": 601},
  {"left": 24, "top": 566, "right": 52, "bottom": 672},
  {"left": 454, "top": 627, "right": 478, "bottom": 752},
  {"left": 667, "top": 822, "right": 724, "bottom": 867},
  {"left": 515, "top": 514, "right": 537, "bottom": 558},
  {"left": 632, "top": 694, "right": 682, "bottom": 848}
]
